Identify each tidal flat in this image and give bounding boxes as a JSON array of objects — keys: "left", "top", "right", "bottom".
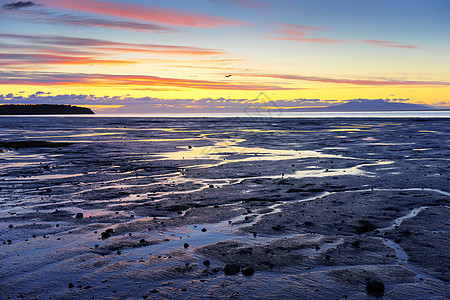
[{"left": 0, "top": 117, "right": 449, "bottom": 299}]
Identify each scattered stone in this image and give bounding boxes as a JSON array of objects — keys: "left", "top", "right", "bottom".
[
  {"left": 150, "top": 289, "right": 159, "bottom": 293},
  {"left": 365, "top": 280, "right": 385, "bottom": 296},
  {"left": 75, "top": 213, "right": 83, "bottom": 219},
  {"left": 351, "top": 241, "right": 361, "bottom": 248},
  {"left": 184, "top": 243, "right": 189, "bottom": 248},
  {"left": 201, "top": 228, "right": 207, "bottom": 232},
  {"left": 356, "top": 221, "right": 376, "bottom": 234},
  {"left": 101, "top": 229, "right": 114, "bottom": 239},
  {"left": 224, "top": 264, "right": 240, "bottom": 275},
  {"left": 241, "top": 266, "right": 255, "bottom": 276},
  {"left": 272, "top": 224, "right": 282, "bottom": 231},
  {"left": 8, "top": 224, "right": 13, "bottom": 228},
  {"left": 68, "top": 283, "right": 74, "bottom": 288},
  {"left": 252, "top": 232, "right": 257, "bottom": 238},
  {"left": 203, "top": 260, "right": 211, "bottom": 267}
]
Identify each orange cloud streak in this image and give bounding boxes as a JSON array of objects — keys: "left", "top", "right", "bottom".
[
  {"left": 0, "top": 71, "right": 292, "bottom": 91},
  {"left": 99, "top": 47, "right": 225, "bottom": 56},
  {"left": 0, "top": 53, "right": 138, "bottom": 66}
]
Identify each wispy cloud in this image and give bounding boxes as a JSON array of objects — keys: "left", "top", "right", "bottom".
[
  {"left": 0, "top": 53, "right": 138, "bottom": 66},
  {"left": 267, "top": 22, "right": 346, "bottom": 44},
  {"left": 0, "top": 70, "right": 292, "bottom": 91},
  {"left": 0, "top": 33, "right": 226, "bottom": 56},
  {"left": 363, "top": 39, "right": 421, "bottom": 49},
  {"left": 268, "top": 23, "right": 421, "bottom": 49},
  {"left": 13, "top": 10, "right": 176, "bottom": 32},
  {"left": 238, "top": 73, "right": 450, "bottom": 86},
  {"left": 38, "top": 0, "right": 247, "bottom": 28},
  {"left": 0, "top": 33, "right": 232, "bottom": 68}
]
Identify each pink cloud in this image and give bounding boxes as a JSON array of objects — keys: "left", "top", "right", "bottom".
[
  {"left": 39, "top": 0, "right": 247, "bottom": 28},
  {"left": 238, "top": 73, "right": 450, "bottom": 86},
  {"left": 269, "top": 23, "right": 421, "bottom": 49},
  {"left": 363, "top": 39, "right": 421, "bottom": 49},
  {"left": 268, "top": 22, "right": 346, "bottom": 44}
]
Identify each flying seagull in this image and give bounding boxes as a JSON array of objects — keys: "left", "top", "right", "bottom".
[{"left": 225, "top": 75, "right": 232, "bottom": 78}]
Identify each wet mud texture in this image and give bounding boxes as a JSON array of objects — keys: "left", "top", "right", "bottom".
[{"left": 1, "top": 117, "right": 449, "bottom": 299}]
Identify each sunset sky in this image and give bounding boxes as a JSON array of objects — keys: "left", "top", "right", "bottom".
[{"left": 1, "top": 0, "right": 449, "bottom": 113}]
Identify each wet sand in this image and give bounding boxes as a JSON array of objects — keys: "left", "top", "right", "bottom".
[{"left": 0, "top": 117, "right": 449, "bottom": 299}]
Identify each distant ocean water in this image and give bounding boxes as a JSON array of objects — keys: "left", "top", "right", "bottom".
[{"left": 2, "top": 110, "right": 449, "bottom": 118}]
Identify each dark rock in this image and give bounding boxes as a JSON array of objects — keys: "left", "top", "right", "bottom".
[
  {"left": 184, "top": 243, "right": 189, "bottom": 248},
  {"left": 75, "top": 213, "right": 83, "bottom": 219},
  {"left": 101, "top": 231, "right": 111, "bottom": 239},
  {"left": 224, "top": 264, "right": 240, "bottom": 275},
  {"left": 365, "top": 280, "right": 385, "bottom": 296},
  {"left": 203, "top": 260, "right": 211, "bottom": 267},
  {"left": 351, "top": 241, "right": 361, "bottom": 248},
  {"left": 356, "top": 221, "right": 376, "bottom": 234},
  {"left": 201, "top": 228, "right": 207, "bottom": 232},
  {"left": 68, "top": 283, "right": 74, "bottom": 288},
  {"left": 272, "top": 224, "right": 283, "bottom": 231},
  {"left": 8, "top": 224, "right": 13, "bottom": 228},
  {"left": 241, "top": 266, "right": 255, "bottom": 276},
  {"left": 304, "top": 221, "right": 314, "bottom": 226}
]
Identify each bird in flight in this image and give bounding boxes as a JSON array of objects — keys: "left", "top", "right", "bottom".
[{"left": 225, "top": 75, "right": 232, "bottom": 78}]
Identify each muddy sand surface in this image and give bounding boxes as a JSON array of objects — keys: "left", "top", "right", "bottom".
[{"left": 0, "top": 117, "right": 449, "bottom": 299}]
